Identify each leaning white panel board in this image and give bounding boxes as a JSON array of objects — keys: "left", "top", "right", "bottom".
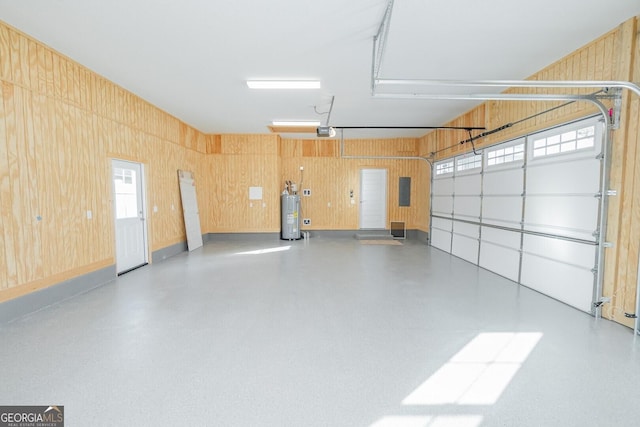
[{"left": 178, "top": 170, "right": 203, "bottom": 251}]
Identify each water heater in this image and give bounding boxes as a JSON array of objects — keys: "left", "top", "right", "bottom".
[{"left": 280, "top": 194, "right": 301, "bottom": 240}]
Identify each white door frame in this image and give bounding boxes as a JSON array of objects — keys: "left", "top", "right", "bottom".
[{"left": 111, "top": 159, "right": 149, "bottom": 274}]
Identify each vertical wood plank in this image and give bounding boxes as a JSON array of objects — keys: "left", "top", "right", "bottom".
[
  {"left": 38, "top": 94, "right": 54, "bottom": 278},
  {"left": 27, "top": 39, "right": 38, "bottom": 91},
  {"left": 9, "top": 30, "right": 22, "bottom": 87},
  {"left": 0, "top": 25, "right": 12, "bottom": 82},
  {"left": 36, "top": 44, "right": 47, "bottom": 94},
  {"left": 6, "top": 84, "right": 28, "bottom": 284},
  {"left": 44, "top": 48, "right": 54, "bottom": 97},
  {"left": 51, "top": 53, "right": 62, "bottom": 99},
  {"left": 602, "top": 18, "right": 635, "bottom": 321},
  {"left": 24, "top": 88, "right": 43, "bottom": 281},
  {"left": 0, "top": 83, "right": 12, "bottom": 288}
]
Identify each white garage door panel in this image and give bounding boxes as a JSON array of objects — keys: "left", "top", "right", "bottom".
[
  {"left": 522, "top": 235, "right": 596, "bottom": 269},
  {"left": 524, "top": 197, "right": 599, "bottom": 241},
  {"left": 454, "top": 222, "right": 479, "bottom": 238},
  {"left": 482, "top": 196, "right": 522, "bottom": 225},
  {"left": 481, "top": 227, "right": 521, "bottom": 249},
  {"left": 452, "top": 234, "right": 479, "bottom": 263},
  {"left": 432, "top": 196, "right": 453, "bottom": 216},
  {"left": 453, "top": 196, "right": 481, "bottom": 219},
  {"left": 479, "top": 241, "right": 520, "bottom": 281},
  {"left": 431, "top": 229, "right": 452, "bottom": 252},
  {"left": 433, "top": 177, "right": 454, "bottom": 195},
  {"left": 520, "top": 253, "right": 594, "bottom": 312},
  {"left": 483, "top": 168, "right": 524, "bottom": 195},
  {"left": 454, "top": 174, "right": 482, "bottom": 195},
  {"left": 527, "top": 158, "right": 600, "bottom": 194},
  {"left": 432, "top": 217, "right": 453, "bottom": 232}
]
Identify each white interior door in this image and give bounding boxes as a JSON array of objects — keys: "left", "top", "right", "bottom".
[
  {"left": 113, "top": 160, "right": 148, "bottom": 274},
  {"left": 360, "top": 168, "right": 387, "bottom": 229}
]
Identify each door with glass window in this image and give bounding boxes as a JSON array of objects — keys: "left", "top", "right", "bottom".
[{"left": 112, "top": 160, "right": 148, "bottom": 274}]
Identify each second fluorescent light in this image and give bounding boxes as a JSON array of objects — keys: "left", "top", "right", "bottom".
[{"left": 247, "top": 80, "right": 321, "bottom": 89}]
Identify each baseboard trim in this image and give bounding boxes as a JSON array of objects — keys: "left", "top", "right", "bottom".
[
  {"left": 0, "top": 265, "right": 116, "bottom": 324},
  {"left": 207, "top": 232, "right": 280, "bottom": 241},
  {"left": 152, "top": 241, "right": 188, "bottom": 262}
]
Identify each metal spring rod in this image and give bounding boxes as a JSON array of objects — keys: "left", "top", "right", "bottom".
[
  {"left": 338, "top": 128, "right": 432, "bottom": 166},
  {"left": 372, "top": 92, "right": 604, "bottom": 101},
  {"left": 374, "top": 79, "right": 640, "bottom": 97},
  {"left": 371, "top": 0, "right": 395, "bottom": 92}
]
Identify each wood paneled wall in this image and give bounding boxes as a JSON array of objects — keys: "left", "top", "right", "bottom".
[
  {"left": 278, "top": 138, "right": 430, "bottom": 231},
  {"left": 0, "top": 22, "right": 207, "bottom": 301},
  {"left": 424, "top": 17, "right": 640, "bottom": 328},
  {"left": 603, "top": 17, "right": 640, "bottom": 327},
  {"left": 202, "top": 134, "right": 281, "bottom": 232}
]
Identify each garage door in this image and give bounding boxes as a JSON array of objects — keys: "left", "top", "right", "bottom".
[{"left": 430, "top": 117, "right": 604, "bottom": 313}]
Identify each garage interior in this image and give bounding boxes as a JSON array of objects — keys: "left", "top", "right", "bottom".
[{"left": 1, "top": 1, "right": 640, "bottom": 426}]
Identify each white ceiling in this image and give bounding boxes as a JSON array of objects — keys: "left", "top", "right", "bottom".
[{"left": 0, "top": 0, "right": 638, "bottom": 138}]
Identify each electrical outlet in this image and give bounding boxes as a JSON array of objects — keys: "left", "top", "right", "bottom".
[
  {"left": 303, "top": 189, "right": 311, "bottom": 196},
  {"left": 303, "top": 218, "right": 311, "bottom": 225}
]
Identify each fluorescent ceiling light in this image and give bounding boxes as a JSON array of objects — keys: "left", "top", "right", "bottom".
[
  {"left": 247, "top": 80, "right": 321, "bottom": 89},
  {"left": 272, "top": 121, "right": 321, "bottom": 127}
]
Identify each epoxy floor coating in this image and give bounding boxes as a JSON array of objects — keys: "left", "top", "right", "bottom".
[{"left": 1, "top": 237, "right": 639, "bottom": 427}]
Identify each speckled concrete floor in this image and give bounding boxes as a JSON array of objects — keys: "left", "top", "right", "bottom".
[{"left": 1, "top": 236, "right": 639, "bottom": 427}]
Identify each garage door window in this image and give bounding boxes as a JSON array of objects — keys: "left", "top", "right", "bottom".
[
  {"left": 436, "top": 160, "right": 454, "bottom": 175},
  {"left": 487, "top": 143, "right": 524, "bottom": 166},
  {"left": 532, "top": 124, "right": 596, "bottom": 158},
  {"left": 456, "top": 154, "right": 482, "bottom": 172}
]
